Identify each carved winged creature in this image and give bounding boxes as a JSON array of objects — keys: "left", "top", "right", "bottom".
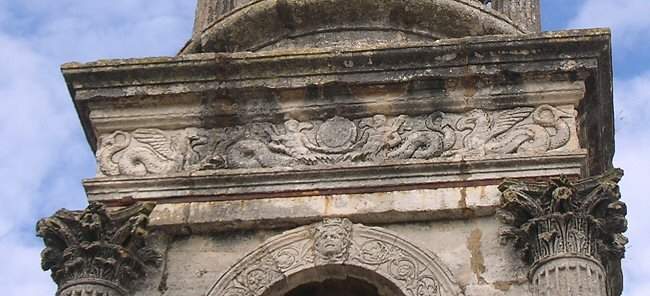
[
  {"left": 97, "top": 128, "right": 207, "bottom": 176},
  {"left": 452, "top": 107, "right": 531, "bottom": 156},
  {"left": 455, "top": 105, "right": 573, "bottom": 156}
]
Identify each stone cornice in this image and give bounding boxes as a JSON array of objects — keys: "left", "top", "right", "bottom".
[
  {"left": 63, "top": 29, "right": 609, "bottom": 92},
  {"left": 62, "top": 29, "right": 614, "bottom": 178},
  {"left": 85, "top": 152, "right": 585, "bottom": 203}
]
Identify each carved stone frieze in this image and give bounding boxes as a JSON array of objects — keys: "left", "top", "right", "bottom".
[
  {"left": 207, "top": 218, "right": 462, "bottom": 296},
  {"left": 498, "top": 169, "right": 627, "bottom": 296},
  {"left": 36, "top": 202, "right": 161, "bottom": 296},
  {"left": 96, "top": 104, "right": 577, "bottom": 177}
]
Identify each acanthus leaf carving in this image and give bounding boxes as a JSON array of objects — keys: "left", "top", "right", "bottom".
[
  {"left": 498, "top": 169, "right": 627, "bottom": 296},
  {"left": 96, "top": 104, "right": 577, "bottom": 177},
  {"left": 36, "top": 202, "right": 160, "bottom": 295}
]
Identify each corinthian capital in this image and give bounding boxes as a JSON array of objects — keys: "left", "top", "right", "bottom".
[
  {"left": 498, "top": 169, "right": 627, "bottom": 295},
  {"left": 36, "top": 202, "right": 160, "bottom": 296}
]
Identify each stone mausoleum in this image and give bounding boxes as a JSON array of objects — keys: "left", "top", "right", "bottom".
[{"left": 37, "top": 1, "right": 627, "bottom": 295}]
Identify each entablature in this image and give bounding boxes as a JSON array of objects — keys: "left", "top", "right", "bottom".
[{"left": 63, "top": 29, "right": 614, "bottom": 217}]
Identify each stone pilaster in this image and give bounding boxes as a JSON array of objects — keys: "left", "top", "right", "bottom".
[
  {"left": 492, "top": 0, "right": 541, "bottom": 32},
  {"left": 498, "top": 169, "right": 627, "bottom": 296},
  {"left": 36, "top": 202, "right": 160, "bottom": 296}
]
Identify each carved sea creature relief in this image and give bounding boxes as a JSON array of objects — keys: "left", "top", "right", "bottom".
[
  {"left": 267, "top": 119, "right": 336, "bottom": 164},
  {"left": 385, "top": 112, "right": 457, "bottom": 160},
  {"left": 344, "top": 114, "right": 405, "bottom": 161},
  {"left": 96, "top": 105, "right": 577, "bottom": 176},
  {"left": 239, "top": 114, "right": 459, "bottom": 166},
  {"left": 223, "top": 120, "right": 334, "bottom": 169},
  {"left": 97, "top": 128, "right": 208, "bottom": 176},
  {"left": 451, "top": 105, "right": 574, "bottom": 156}
]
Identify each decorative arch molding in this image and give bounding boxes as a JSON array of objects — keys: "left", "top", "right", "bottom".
[{"left": 207, "top": 218, "right": 463, "bottom": 296}]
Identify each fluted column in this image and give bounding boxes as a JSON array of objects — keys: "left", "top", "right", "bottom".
[
  {"left": 36, "top": 202, "right": 160, "bottom": 296},
  {"left": 492, "top": 0, "right": 541, "bottom": 32},
  {"left": 498, "top": 169, "right": 627, "bottom": 296}
]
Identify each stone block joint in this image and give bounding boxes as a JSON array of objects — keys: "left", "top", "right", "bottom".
[
  {"left": 36, "top": 202, "right": 160, "bottom": 296},
  {"left": 498, "top": 169, "right": 627, "bottom": 296}
]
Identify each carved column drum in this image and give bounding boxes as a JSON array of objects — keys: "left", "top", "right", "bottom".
[
  {"left": 527, "top": 215, "right": 608, "bottom": 296},
  {"left": 57, "top": 281, "right": 126, "bottom": 296},
  {"left": 492, "top": 0, "right": 541, "bottom": 32}
]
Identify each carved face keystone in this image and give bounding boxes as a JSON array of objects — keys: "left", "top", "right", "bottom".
[{"left": 315, "top": 225, "right": 348, "bottom": 256}]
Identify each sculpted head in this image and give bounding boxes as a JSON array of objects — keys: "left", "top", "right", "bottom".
[{"left": 312, "top": 218, "right": 353, "bottom": 260}]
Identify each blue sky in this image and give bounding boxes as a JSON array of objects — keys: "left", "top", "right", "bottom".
[{"left": 0, "top": 1, "right": 648, "bottom": 295}]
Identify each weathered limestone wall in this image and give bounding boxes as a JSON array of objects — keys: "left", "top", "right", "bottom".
[
  {"left": 138, "top": 216, "right": 530, "bottom": 296},
  {"left": 40, "top": 168, "right": 625, "bottom": 296}
]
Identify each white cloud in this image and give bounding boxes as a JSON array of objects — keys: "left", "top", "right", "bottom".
[
  {"left": 0, "top": 240, "right": 55, "bottom": 295},
  {"left": 614, "top": 73, "right": 650, "bottom": 136},
  {"left": 613, "top": 73, "right": 650, "bottom": 296},
  {"left": 0, "top": 1, "right": 195, "bottom": 295},
  {"left": 569, "top": 0, "right": 650, "bottom": 49},
  {"left": 569, "top": 2, "right": 650, "bottom": 294}
]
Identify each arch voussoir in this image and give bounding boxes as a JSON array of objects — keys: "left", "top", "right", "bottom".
[{"left": 207, "top": 218, "right": 462, "bottom": 296}]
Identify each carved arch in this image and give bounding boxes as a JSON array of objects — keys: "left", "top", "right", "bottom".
[{"left": 207, "top": 218, "right": 463, "bottom": 296}]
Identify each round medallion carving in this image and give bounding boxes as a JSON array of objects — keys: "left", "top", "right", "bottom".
[{"left": 317, "top": 116, "right": 357, "bottom": 149}]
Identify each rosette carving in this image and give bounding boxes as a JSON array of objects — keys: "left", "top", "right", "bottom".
[
  {"left": 36, "top": 202, "right": 161, "bottom": 296},
  {"left": 498, "top": 169, "right": 627, "bottom": 296}
]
